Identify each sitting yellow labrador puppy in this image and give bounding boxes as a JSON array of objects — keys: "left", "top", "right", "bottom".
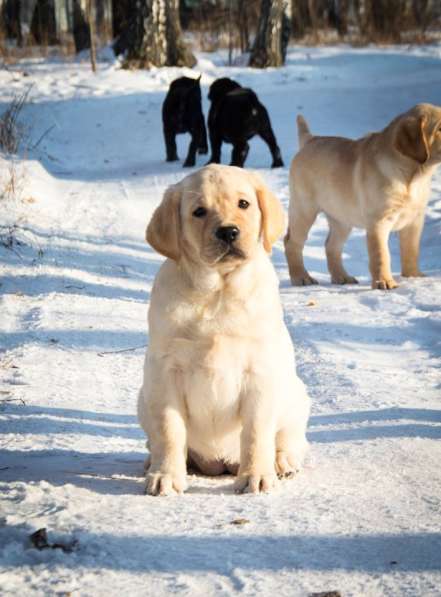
[
  {"left": 285, "top": 103, "right": 441, "bottom": 289},
  {"left": 138, "top": 164, "right": 310, "bottom": 496}
]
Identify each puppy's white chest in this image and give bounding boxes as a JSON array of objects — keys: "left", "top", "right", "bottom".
[{"left": 178, "top": 336, "right": 246, "bottom": 433}]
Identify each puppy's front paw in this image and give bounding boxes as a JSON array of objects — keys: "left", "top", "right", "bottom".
[
  {"left": 372, "top": 277, "right": 398, "bottom": 290},
  {"left": 234, "top": 473, "right": 279, "bottom": 494},
  {"left": 145, "top": 471, "right": 187, "bottom": 496}
]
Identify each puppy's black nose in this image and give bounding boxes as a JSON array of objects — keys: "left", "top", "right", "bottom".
[{"left": 216, "top": 226, "right": 240, "bottom": 244}]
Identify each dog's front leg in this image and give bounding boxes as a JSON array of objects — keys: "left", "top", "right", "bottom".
[
  {"left": 234, "top": 377, "right": 278, "bottom": 494},
  {"left": 144, "top": 371, "right": 188, "bottom": 496},
  {"left": 366, "top": 222, "right": 398, "bottom": 290}
]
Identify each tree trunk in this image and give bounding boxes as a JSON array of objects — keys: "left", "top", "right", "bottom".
[
  {"left": 334, "top": 0, "right": 349, "bottom": 36},
  {"left": 87, "top": 0, "right": 97, "bottom": 72},
  {"left": 117, "top": 0, "right": 195, "bottom": 69},
  {"left": 291, "top": 0, "right": 310, "bottom": 39},
  {"left": 73, "top": 0, "right": 90, "bottom": 53},
  {"left": 413, "top": 0, "right": 438, "bottom": 34},
  {"left": 237, "top": 0, "right": 250, "bottom": 52},
  {"left": 0, "top": 0, "right": 23, "bottom": 46},
  {"left": 249, "top": 0, "right": 285, "bottom": 68}
]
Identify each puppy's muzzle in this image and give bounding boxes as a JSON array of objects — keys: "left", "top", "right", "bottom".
[{"left": 215, "top": 225, "right": 240, "bottom": 244}]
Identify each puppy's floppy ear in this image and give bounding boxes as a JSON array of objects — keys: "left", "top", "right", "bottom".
[
  {"left": 395, "top": 116, "right": 429, "bottom": 164},
  {"left": 146, "top": 184, "right": 181, "bottom": 260},
  {"left": 249, "top": 172, "right": 286, "bottom": 253}
]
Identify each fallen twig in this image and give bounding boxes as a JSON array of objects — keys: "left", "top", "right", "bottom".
[
  {"left": 98, "top": 344, "right": 147, "bottom": 357},
  {"left": 0, "top": 397, "right": 26, "bottom": 405},
  {"left": 31, "top": 124, "right": 56, "bottom": 150}
]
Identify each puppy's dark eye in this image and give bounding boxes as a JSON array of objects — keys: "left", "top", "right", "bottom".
[
  {"left": 193, "top": 207, "right": 207, "bottom": 218},
  {"left": 238, "top": 199, "right": 249, "bottom": 209}
]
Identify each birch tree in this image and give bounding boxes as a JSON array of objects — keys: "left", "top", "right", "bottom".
[
  {"left": 118, "top": 0, "right": 196, "bottom": 69},
  {"left": 249, "top": 0, "right": 290, "bottom": 68}
]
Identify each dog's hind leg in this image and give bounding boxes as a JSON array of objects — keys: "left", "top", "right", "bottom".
[
  {"left": 198, "top": 117, "right": 209, "bottom": 155},
  {"left": 230, "top": 141, "right": 249, "bottom": 167},
  {"left": 258, "top": 110, "right": 284, "bottom": 168},
  {"left": 207, "top": 128, "right": 222, "bottom": 164},
  {"left": 183, "top": 137, "right": 198, "bottom": 167},
  {"left": 164, "top": 127, "right": 178, "bottom": 162},
  {"left": 275, "top": 388, "right": 309, "bottom": 478},
  {"left": 275, "top": 425, "right": 308, "bottom": 478},
  {"left": 325, "top": 215, "right": 358, "bottom": 284},
  {"left": 284, "top": 196, "right": 319, "bottom": 286}
]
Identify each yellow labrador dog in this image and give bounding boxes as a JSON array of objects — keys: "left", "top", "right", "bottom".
[
  {"left": 138, "top": 164, "right": 310, "bottom": 496},
  {"left": 285, "top": 103, "right": 441, "bottom": 290}
]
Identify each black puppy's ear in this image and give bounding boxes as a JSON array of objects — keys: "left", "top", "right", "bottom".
[{"left": 146, "top": 184, "right": 182, "bottom": 261}]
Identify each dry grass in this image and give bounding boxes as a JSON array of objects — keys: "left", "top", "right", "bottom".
[
  {"left": 0, "top": 89, "right": 31, "bottom": 224},
  {"left": 0, "top": 87, "right": 31, "bottom": 155}
]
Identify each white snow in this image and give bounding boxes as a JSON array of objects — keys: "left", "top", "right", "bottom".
[{"left": 1, "top": 45, "right": 441, "bottom": 596}]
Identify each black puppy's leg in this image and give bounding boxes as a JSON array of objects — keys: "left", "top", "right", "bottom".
[
  {"left": 198, "top": 117, "right": 209, "bottom": 155},
  {"left": 164, "top": 127, "right": 178, "bottom": 162},
  {"left": 259, "top": 113, "right": 284, "bottom": 168},
  {"left": 230, "top": 141, "right": 249, "bottom": 168},
  {"left": 206, "top": 129, "right": 222, "bottom": 165},
  {"left": 183, "top": 136, "right": 198, "bottom": 167}
]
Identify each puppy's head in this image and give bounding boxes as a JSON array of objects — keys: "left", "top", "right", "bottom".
[
  {"left": 394, "top": 103, "right": 441, "bottom": 165},
  {"left": 146, "top": 164, "right": 285, "bottom": 268},
  {"left": 208, "top": 78, "right": 242, "bottom": 103}
]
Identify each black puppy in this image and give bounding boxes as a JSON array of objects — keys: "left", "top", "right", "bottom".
[
  {"left": 162, "top": 76, "right": 208, "bottom": 168},
  {"left": 207, "top": 77, "right": 283, "bottom": 168}
]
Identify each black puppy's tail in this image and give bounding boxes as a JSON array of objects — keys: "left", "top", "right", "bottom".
[{"left": 297, "top": 115, "right": 312, "bottom": 149}]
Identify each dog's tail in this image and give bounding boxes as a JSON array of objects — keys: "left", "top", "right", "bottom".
[{"left": 297, "top": 115, "right": 312, "bottom": 149}]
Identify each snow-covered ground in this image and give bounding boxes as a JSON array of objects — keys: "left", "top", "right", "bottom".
[{"left": 1, "top": 45, "right": 441, "bottom": 596}]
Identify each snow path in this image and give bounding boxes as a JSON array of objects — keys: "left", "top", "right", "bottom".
[{"left": 1, "top": 47, "right": 441, "bottom": 596}]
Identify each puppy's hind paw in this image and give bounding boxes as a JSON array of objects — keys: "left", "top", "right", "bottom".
[
  {"left": 331, "top": 274, "right": 359, "bottom": 285},
  {"left": 291, "top": 273, "right": 319, "bottom": 286},
  {"left": 234, "top": 473, "right": 279, "bottom": 494},
  {"left": 145, "top": 472, "right": 187, "bottom": 496},
  {"left": 143, "top": 454, "right": 151, "bottom": 472},
  {"left": 271, "top": 158, "right": 284, "bottom": 168},
  {"left": 401, "top": 269, "right": 426, "bottom": 278},
  {"left": 275, "top": 451, "right": 299, "bottom": 479}
]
